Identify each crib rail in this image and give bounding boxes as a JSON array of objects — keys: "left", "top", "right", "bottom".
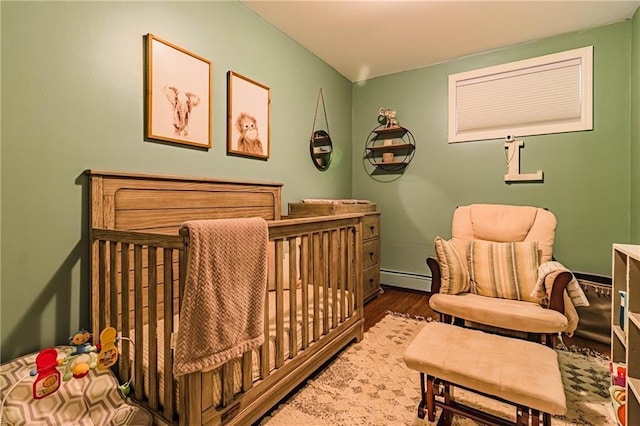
[{"left": 90, "top": 214, "right": 363, "bottom": 425}]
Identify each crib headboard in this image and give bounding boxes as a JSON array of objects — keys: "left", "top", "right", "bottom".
[{"left": 86, "top": 170, "right": 283, "bottom": 233}]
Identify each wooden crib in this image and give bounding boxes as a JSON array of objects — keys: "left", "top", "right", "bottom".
[{"left": 87, "top": 170, "right": 364, "bottom": 425}]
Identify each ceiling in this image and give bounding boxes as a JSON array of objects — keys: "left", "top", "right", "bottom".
[{"left": 243, "top": 0, "right": 640, "bottom": 82}]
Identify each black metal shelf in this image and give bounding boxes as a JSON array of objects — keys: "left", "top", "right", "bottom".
[{"left": 365, "top": 125, "right": 415, "bottom": 173}]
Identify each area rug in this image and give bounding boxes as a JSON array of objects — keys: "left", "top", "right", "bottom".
[{"left": 260, "top": 314, "right": 616, "bottom": 426}]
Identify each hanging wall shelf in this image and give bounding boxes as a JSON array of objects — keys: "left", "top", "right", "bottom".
[
  {"left": 310, "top": 89, "right": 333, "bottom": 171},
  {"left": 365, "top": 123, "right": 415, "bottom": 173}
]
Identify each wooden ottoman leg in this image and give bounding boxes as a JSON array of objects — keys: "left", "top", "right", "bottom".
[
  {"left": 417, "top": 373, "right": 427, "bottom": 419},
  {"left": 439, "top": 381, "right": 453, "bottom": 426},
  {"left": 531, "top": 408, "right": 540, "bottom": 426},
  {"left": 426, "top": 374, "right": 437, "bottom": 422},
  {"left": 516, "top": 405, "right": 530, "bottom": 426}
]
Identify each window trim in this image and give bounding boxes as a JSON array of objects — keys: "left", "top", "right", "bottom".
[{"left": 448, "top": 46, "right": 593, "bottom": 143}]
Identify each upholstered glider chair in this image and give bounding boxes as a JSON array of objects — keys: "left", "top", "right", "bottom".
[{"left": 427, "top": 204, "right": 588, "bottom": 347}]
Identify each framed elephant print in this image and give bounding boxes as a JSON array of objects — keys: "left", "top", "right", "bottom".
[
  {"left": 227, "top": 71, "right": 270, "bottom": 160},
  {"left": 145, "top": 34, "right": 212, "bottom": 148}
]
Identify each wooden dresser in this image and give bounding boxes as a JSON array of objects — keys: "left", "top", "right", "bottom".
[{"left": 288, "top": 201, "right": 381, "bottom": 303}]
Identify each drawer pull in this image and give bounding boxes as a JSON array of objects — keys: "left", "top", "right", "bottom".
[{"left": 369, "top": 252, "right": 374, "bottom": 258}]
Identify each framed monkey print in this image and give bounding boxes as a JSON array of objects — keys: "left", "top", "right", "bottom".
[{"left": 227, "top": 71, "right": 270, "bottom": 160}]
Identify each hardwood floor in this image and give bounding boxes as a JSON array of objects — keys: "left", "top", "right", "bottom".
[
  {"left": 365, "top": 285, "right": 611, "bottom": 356},
  {"left": 364, "top": 285, "right": 437, "bottom": 332}
]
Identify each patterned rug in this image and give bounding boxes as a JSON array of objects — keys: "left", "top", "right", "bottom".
[{"left": 260, "top": 314, "right": 616, "bottom": 426}]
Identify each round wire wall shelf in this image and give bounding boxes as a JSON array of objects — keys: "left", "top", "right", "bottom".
[{"left": 364, "top": 125, "right": 416, "bottom": 173}]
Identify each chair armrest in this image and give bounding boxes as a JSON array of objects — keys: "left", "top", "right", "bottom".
[
  {"left": 426, "top": 257, "right": 442, "bottom": 294},
  {"left": 547, "top": 271, "right": 572, "bottom": 314}
]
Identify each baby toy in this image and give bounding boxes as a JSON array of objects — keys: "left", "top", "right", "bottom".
[
  {"left": 68, "top": 329, "right": 96, "bottom": 354},
  {"left": 58, "top": 327, "right": 120, "bottom": 383},
  {"left": 32, "top": 348, "right": 60, "bottom": 399},
  {"left": 0, "top": 326, "right": 125, "bottom": 416},
  {"left": 0, "top": 327, "right": 145, "bottom": 425}
]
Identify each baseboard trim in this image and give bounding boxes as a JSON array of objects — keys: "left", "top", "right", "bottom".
[{"left": 380, "top": 269, "right": 432, "bottom": 292}]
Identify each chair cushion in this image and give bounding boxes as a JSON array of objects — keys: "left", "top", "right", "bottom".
[
  {"left": 470, "top": 204, "right": 538, "bottom": 242},
  {"left": 429, "top": 293, "right": 569, "bottom": 333},
  {"left": 434, "top": 236, "right": 469, "bottom": 294},
  {"left": 452, "top": 204, "right": 557, "bottom": 263},
  {"left": 467, "top": 240, "right": 540, "bottom": 303}
]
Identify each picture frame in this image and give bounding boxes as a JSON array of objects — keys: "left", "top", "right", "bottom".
[
  {"left": 145, "top": 34, "right": 212, "bottom": 149},
  {"left": 227, "top": 71, "right": 270, "bottom": 159}
]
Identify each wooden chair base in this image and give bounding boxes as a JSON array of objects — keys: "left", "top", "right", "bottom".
[{"left": 417, "top": 373, "right": 551, "bottom": 426}]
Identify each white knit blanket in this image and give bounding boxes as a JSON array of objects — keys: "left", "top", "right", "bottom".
[
  {"left": 173, "top": 217, "right": 268, "bottom": 377},
  {"left": 531, "top": 261, "right": 590, "bottom": 307}
]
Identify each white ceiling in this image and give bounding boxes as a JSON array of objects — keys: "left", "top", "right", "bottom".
[{"left": 243, "top": 0, "right": 640, "bottom": 82}]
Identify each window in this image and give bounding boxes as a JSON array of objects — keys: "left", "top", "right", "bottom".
[{"left": 448, "top": 46, "right": 593, "bottom": 143}]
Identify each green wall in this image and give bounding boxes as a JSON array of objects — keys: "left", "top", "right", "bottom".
[
  {"left": 632, "top": 9, "right": 640, "bottom": 243},
  {"left": 0, "top": 1, "right": 353, "bottom": 362},
  {"left": 352, "top": 22, "right": 632, "bottom": 282}
]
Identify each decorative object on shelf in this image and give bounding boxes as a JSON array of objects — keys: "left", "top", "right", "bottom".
[
  {"left": 309, "top": 88, "right": 333, "bottom": 171},
  {"left": 364, "top": 114, "right": 415, "bottom": 174},
  {"left": 145, "top": 34, "right": 212, "bottom": 149},
  {"left": 379, "top": 107, "right": 399, "bottom": 129},
  {"left": 227, "top": 71, "right": 270, "bottom": 160}
]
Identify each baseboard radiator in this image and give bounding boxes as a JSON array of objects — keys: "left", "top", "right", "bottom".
[
  {"left": 380, "top": 269, "right": 432, "bottom": 292},
  {"left": 573, "top": 271, "right": 611, "bottom": 344}
]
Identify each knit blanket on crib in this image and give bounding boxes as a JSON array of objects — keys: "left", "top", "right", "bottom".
[{"left": 174, "top": 218, "right": 268, "bottom": 377}]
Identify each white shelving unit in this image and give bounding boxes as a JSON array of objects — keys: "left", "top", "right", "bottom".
[{"left": 612, "top": 243, "right": 640, "bottom": 424}]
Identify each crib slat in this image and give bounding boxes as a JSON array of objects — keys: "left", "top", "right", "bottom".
[
  {"left": 109, "top": 242, "right": 118, "bottom": 329},
  {"left": 261, "top": 283, "right": 270, "bottom": 379},
  {"left": 148, "top": 247, "right": 159, "bottom": 411},
  {"left": 120, "top": 243, "right": 131, "bottom": 385},
  {"left": 348, "top": 227, "right": 355, "bottom": 317},
  {"left": 201, "top": 370, "right": 215, "bottom": 411},
  {"left": 313, "top": 233, "right": 320, "bottom": 342},
  {"left": 275, "top": 239, "right": 285, "bottom": 369},
  {"left": 301, "top": 234, "right": 310, "bottom": 349},
  {"left": 98, "top": 240, "right": 107, "bottom": 333},
  {"left": 289, "top": 238, "right": 298, "bottom": 359},
  {"left": 163, "top": 248, "right": 174, "bottom": 420},
  {"left": 331, "top": 230, "right": 338, "bottom": 329},
  {"left": 340, "top": 229, "right": 346, "bottom": 323},
  {"left": 323, "top": 231, "right": 329, "bottom": 334},
  {"left": 242, "top": 351, "right": 253, "bottom": 392},
  {"left": 134, "top": 245, "right": 144, "bottom": 402},
  {"left": 221, "top": 363, "right": 233, "bottom": 407}
]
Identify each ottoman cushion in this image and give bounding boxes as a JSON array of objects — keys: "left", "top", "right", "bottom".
[{"left": 403, "top": 322, "right": 567, "bottom": 415}]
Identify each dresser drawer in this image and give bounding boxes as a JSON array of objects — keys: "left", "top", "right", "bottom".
[
  {"left": 363, "top": 265, "right": 380, "bottom": 301},
  {"left": 362, "top": 238, "right": 379, "bottom": 269},
  {"left": 363, "top": 214, "right": 380, "bottom": 240}
]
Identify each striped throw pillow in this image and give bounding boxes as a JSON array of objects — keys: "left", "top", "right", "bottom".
[
  {"left": 434, "top": 236, "right": 470, "bottom": 294},
  {"left": 467, "top": 240, "right": 540, "bottom": 302}
]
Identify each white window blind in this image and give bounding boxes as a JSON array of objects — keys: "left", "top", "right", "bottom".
[{"left": 448, "top": 46, "right": 593, "bottom": 143}]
